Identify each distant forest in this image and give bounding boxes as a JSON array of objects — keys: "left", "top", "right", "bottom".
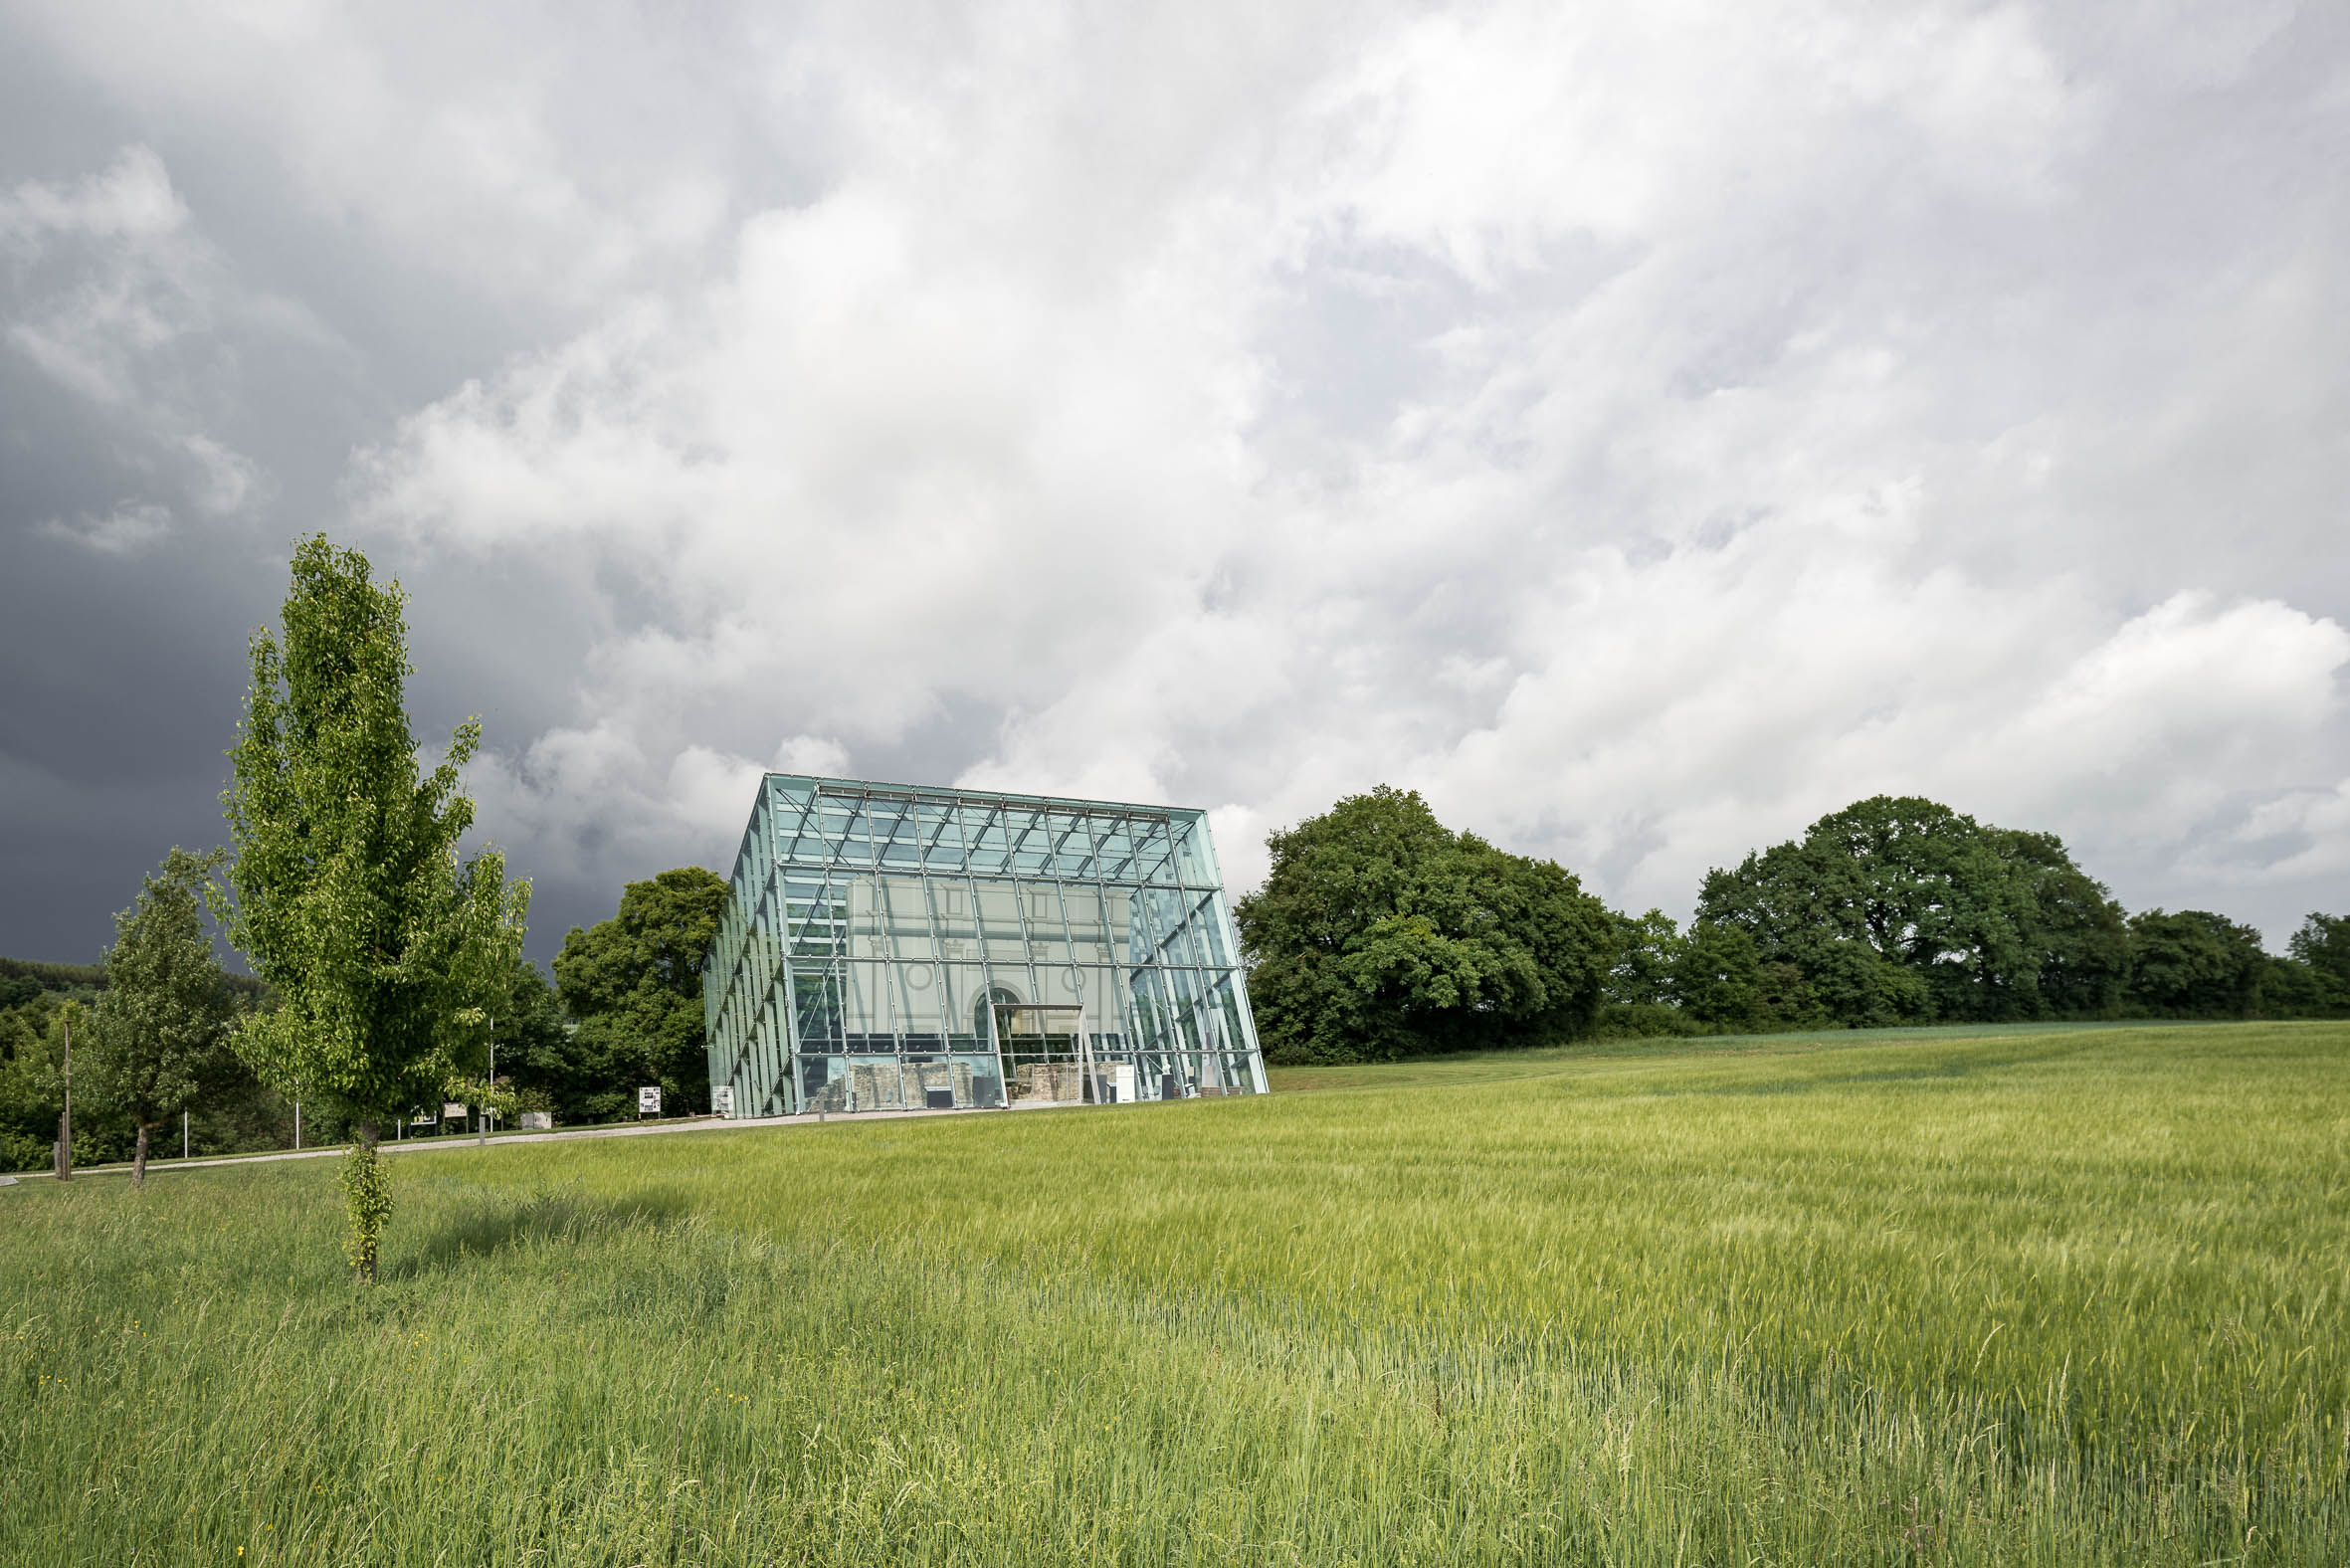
[
  {"left": 7, "top": 790, "right": 2346, "bottom": 1163},
  {"left": 1237, "top": 790, "right": 2350, "bottom": 1064}
]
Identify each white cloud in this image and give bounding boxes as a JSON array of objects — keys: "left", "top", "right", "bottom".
[
  {"left": 773, "top": 735, "right": 852, "bottom": 778},
  {"left": 0, "top": 141, "right": 185, "bottom": 245},
  {"left": 7, "top": 1, "right": 743, "bottom": 312},
  {"left": 0, "top": 146, "right": 203, "bottom": 407},
  {"left": 2232, "top": 779, "right": 2350, "bottom": 883},
  {"left": 19, "top": 0, "right": 2321, "bottom": 942},
  {"left": 40, "top": 500, "right": 175, "bottom": 557},
  {"left": 0, "top": 145, "right": 276, "bottom": 534},
  {"left": 181, "top": 435, "right": 264, "bottom": 516}
]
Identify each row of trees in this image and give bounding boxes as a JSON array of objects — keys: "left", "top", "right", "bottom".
[
  {"left": 0, "top": 862, "right": 727, "bottom": 1178},
  {"left": 0, "top": 857, "right": 261, "bottom": 1177},
  {"left": 1237, "top": 788, "right": 2350, "bottom": 1064}
]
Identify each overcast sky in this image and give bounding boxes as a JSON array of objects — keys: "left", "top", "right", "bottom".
[{"left": 3, "top": 1, "right": 2346, "bottom": 967}]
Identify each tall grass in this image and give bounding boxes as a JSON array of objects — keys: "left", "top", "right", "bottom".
[{"left": 3, "top": 1022, "right": 2344, "bottom": 1564}]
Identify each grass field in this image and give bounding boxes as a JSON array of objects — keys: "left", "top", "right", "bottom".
[{"left": 3, "top": 1022, "right": 2345, "bottom": 1565}]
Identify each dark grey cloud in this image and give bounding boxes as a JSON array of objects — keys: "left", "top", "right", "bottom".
[{"left": 2, "top": 0, "right": 2347, "bottom": 975}]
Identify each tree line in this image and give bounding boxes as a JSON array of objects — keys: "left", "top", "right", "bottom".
[
  {"left": 0, "top": 866, "right": 725, "bottom": 1175},
  {"left": 1237, "top": 786, "right": 2350, "bottom": 1064}
]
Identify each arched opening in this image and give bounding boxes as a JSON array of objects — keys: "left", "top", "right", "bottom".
[{"left": 974, "top": 984, "right": 1021, "bottom": 1042}]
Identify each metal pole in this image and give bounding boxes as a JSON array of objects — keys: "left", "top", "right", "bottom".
[
  {"left": 1077, "top": 1001, "right": 1098, "bottom": 1103},
  {"left": 480, "top": 1018, "right": 492, "bottom": 1146},
  {"left": 182, "top": 1108, "right": 189, "bottom": 1161},
  {"left": 55, "top": 1015, "right": 72, "bottom": 1181},
  {"left": 294, "top": 1099, "right": 301, "bottom": 1151}
]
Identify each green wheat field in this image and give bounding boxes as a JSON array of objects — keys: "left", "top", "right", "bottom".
[{"left": 4, "top": 1022, "right": 2346, "bottom": 1565}]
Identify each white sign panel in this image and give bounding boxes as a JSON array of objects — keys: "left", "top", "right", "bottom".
[
  {"left": 443, "top": 1102, "right": 468, "bottom": 1121},
  {"left": 518, "top": 1111, "right": 553, "bottom": 1131},
  {"left": 638, "top": 1085, "right": 662, "bottom": 1115},
  {"left": 711, "top": 1084, "right": 734, "bottom": 1117}
]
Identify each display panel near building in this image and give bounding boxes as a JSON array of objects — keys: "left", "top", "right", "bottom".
[{"left": 703, "top": 775, "right": 1270, "bottom": 1116}]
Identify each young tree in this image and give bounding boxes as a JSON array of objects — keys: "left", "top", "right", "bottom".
[
  {"left": 85, "top": 849, "right": 239, "bottom": 1184},
  {"left": 220, "top": 535, "right": 528, "bottom": 1280}
]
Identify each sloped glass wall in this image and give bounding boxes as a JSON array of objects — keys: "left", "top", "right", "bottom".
[{"left": 703, "top": 776, "right": 1269, "bottom": 1116}]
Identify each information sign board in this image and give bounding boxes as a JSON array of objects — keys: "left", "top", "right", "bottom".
[{"left": 638, "top": 1085, "right": 662, "bottom": 1115}]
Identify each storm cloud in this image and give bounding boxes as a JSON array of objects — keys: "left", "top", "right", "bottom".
[{"left": 3, "top": 0, "right": 2346, "bottom": 963}]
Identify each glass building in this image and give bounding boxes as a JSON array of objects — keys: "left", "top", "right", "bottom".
[{"left": 703, "top": 774, "right": 1269, "bottom": 1116}]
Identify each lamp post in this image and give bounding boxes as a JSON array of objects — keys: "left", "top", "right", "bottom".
[{"left": 54, "top": 1014, "right": 72, "bottom": 1181}]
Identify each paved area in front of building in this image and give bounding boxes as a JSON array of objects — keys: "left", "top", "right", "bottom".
[{"left": 5, "top": 1102, "right": 1001, "bottom": 1183}]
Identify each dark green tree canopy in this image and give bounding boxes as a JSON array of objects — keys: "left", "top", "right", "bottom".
[
  {"left": 1235, "top": 786, "right": 1613, "bottom": 1064},
  {"left": 2125, "top": 909, "right": 2264, "bottom": 1019},
  {"left": 1695, "top": 795, "right": 2127, "bottom": 1027},
  {"left": 2287, "top": 912, "right": 2350, "bottom": 992},
  {"left": 554, "top": 866, "right": 728, "bottom": 1115}
]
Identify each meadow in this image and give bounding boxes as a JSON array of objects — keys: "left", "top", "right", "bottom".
[{"left": 3, "top": 1022, "right": 2344, "bottom": 1565}]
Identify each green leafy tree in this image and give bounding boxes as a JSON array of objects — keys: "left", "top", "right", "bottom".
[
  {"left": 84, "top": 849, "right": 240, "bottom": 1184},
  {"left": 1235, "top": 786, "right": 1613, "bottom": 1064},
  {"left": 1697, "top": 796, "right": 2126, "bottom": 1027},
  {"left": 2255, "top": 953, "right": 2347, "bottom": 1019},
  {"left": 0, "top": 1005, "right": 58, "bottom": 1171},
  {"left": 1605, "top": 909, "right": 1684, "bottom": 1009},
  {"left": 1664, "top": 919, "right": 1822, "bottom": 1032},
  {"left": 219, "top": 535, "right": 529, "bottom": 1280},
  {"left": 1671, "top": 918, "right": 1767, "bottom": 1030},
  {"left": 1595, "top": 908, "right": 1703, "bottom": 1037},
  {"left": 553, "top": 867, "right": 728, "bottom": 1117},
  {"left": 2009, "top": 830, "right": 2131, "bottom": 1015},
  {"left": 0, "top": 1002, "right": 116, "bottom": 1170},
  {"left": 2124, "top": 909, "right": 2262, "bottom": 1019},
  {"left": 2284, "top": 913, "right": 2350, "bottom": 1010},
  {"left": 484, "top": 958, "right": 590, "bottom": 1120}
]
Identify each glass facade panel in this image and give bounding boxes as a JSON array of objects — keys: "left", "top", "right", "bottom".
[{"left": 705, "top": 775, "right": 1269, "bottom": 1116}]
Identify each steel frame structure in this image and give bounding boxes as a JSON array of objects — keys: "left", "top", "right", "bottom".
[{"left": 703, "top": 774, "right": 1269, "bottom": 1116}]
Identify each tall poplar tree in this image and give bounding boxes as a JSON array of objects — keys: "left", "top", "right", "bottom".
[
  {"left": 220, "top": 535, "right": 529, "bottom": 1280},
  {"left": 86, "top": 848, "right": 238, "bottom": 1185}
]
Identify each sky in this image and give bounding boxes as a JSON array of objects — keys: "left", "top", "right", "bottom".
[{"left": 2, "top": 0, "right": 2346, "bottom": 967}]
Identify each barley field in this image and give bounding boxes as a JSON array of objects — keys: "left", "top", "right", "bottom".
[{"left": 3, "top": 1022, "right": 2345, "bottom": 1565}]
